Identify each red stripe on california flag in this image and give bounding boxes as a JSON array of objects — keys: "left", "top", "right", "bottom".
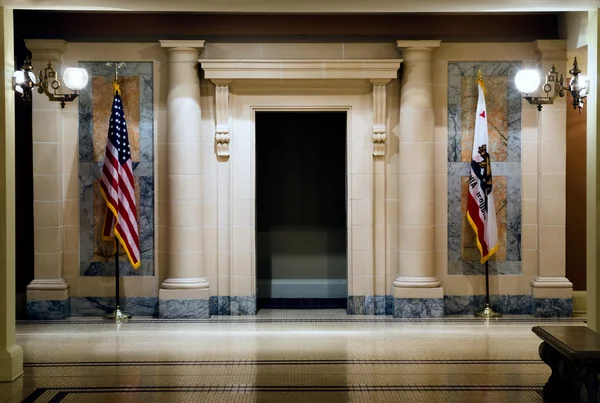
[{"left": 467, "top": 193, "right": 489, "bottom": 256}]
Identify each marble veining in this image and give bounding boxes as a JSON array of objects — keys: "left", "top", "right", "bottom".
[
  {"left": 347, "top": 296, "right": 389, "bottom": 315},
  {"left": 27, "top": 299, "right": 70, "bottom": 320},
  {"left": 532, "top": 298, "right": 573, "bottom": 318},
  {"left": 71, "top": 297, "right": 158, "bottom": 317},
  {"left": 350, "top": 296, "right": 365, "bottom": 315},
  {"left": 159, "top": 298, "right": 209, "bottom": 319},
  {"left": 346, "top": 296, "right": 355, "bottom": 314},
  {"left": 230, "top": 296, "right": 257, "bottom": 316},
  {"left": 364, "top": 296, "right": 375, "bottom": 315},
  {"left": 374, "top": 296, "right": 386, "bottom": 315},
  {"left": 218, "top": 296, "right": 231, "bottom": 315},
  {"left": 209, "top": 296, "right": 218, "bottom": 316},
  {"left": 385, "top": 295, "right": 394, "bottom": 316},
  {"left": 394, "top": 298, "right": 444, "bottom": 318},
  {"left": 444, "top": 295, "right": 532, "bottom": 315},
  {"left": 79, "top": 62, "right": 154, "bottom": 277},
  {"left": 447, "top": 61, "right": 522, "bottom": 276}
]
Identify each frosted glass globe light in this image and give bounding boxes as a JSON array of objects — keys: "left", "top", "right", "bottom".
[
  {"left": 571, "top": 74, "right": 589, "bottom": 96},
  {"left": 63, "top": 67, "right": 89, "bottom": 91},
  {"left": 13, "top": 70, "right": 24, "bottom": 85},
  {"left": 515, "top": 70, "right": 541, "bottom": 94},
  {"left": 13, "top": 70, "right": 36, "bottom": 94}
]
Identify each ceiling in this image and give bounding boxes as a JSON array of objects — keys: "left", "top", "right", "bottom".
[{"left": 3, "top": 0, "right": 599, "bottom": 13}]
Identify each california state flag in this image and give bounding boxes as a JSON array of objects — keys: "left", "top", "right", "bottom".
[{"left": 466, "top": 76, "right": 498, "bottom": 264}]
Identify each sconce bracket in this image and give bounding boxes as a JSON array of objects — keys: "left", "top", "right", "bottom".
[
  {"left": 13, "top": 57, "right": 82, "bottom": 108},
  {"left": 523, "top": 95, "right": 559, "bottom": 112}
]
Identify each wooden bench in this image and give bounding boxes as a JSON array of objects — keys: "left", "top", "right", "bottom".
[{"left": 533, "top": 326, "right": 600, "bottom": 403}]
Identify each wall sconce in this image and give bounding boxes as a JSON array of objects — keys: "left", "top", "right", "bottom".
[
  {"left": 12, "top": 56, "right": 89, "bottom": 108},
  {"left": 515, "top": 58, "right": 588, "bottom": 113}
]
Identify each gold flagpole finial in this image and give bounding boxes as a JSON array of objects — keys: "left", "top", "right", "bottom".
[
  {"left": 477, "top": 69, "right": 486, "bottom": 95},
  {"left": 106, "top": 62, "right": 126, "bottom": 94}
]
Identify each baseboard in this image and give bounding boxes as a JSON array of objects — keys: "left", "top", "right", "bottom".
[
  {"left": 258, "top": 298, "right": 347, "bottom": 309},
  {"left": 573, "top": 290, "right": 587, "bottom": 318},
  {"left": 257, "top": 279, "right": 347, "bottom": 298}
]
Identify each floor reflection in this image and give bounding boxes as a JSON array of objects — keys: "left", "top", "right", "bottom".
[{"left": 2, "top": 310, "right": 585, "bottom": 402}]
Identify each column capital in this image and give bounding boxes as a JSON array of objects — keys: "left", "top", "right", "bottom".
[
  {"left": 160, "top": 40, "right": 205, "bottom": 62},
  {"left": 396, "top": 40, "right": 441, "bottom": 50},
  {"left": 533, "top": 39, "right": 567, "bottom": 60},
  {"left": 369, "top": 78, "right": 392, "bottom": 86},
  {"left": 397, "top": 40, "right": 441, "bottom": 62},
  {"left": 24, "top": 39, "right": 67, "bottom": 62}
]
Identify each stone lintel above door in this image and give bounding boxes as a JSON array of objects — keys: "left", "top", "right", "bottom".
[{"left": 200, "top": 59, "right": 402, "bottom": 158}]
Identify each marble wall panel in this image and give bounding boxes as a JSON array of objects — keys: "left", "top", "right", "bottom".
[
  {"left": 448, "top": 62, "right": 521, "bottom": 275},
  {"left": 79, "top": 62, "right": 154, "bottom": 277},
  {"left": 71, "top": 297, "right": 158, "bottom": 317},
  {"left": 444, "top": 295, "right": 532, "bottom": 315}
]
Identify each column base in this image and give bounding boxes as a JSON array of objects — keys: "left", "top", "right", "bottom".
[
  {"left": 347, "top": 295, "right": 389, "bottom": 315},
  {"left": 0, "top": 344, "right": 23, "bottom": 381},
  {"left": 208, "top": 296, "right": 257, "bottom": 316},
  {"left": 531, "top": 277, "right": 573, "bottom": 317},
  {"left": 393, "top": 287, "right": 444, "bottom": 318},
  {"left": 26, "top": 279, "right": 70, "bottom": 320},
  {"left": 159, "top": 288, "right": 210, "bottom": 319},
  {"left": 231, "top": 296, "right": 257, "bottom": 315}
]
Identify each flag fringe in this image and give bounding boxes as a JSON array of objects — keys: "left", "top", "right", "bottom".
[{"left": 466, "top": 210, "right": 498, "bottom": 264}]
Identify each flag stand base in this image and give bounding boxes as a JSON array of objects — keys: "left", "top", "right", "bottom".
[
  {"left": 474, "top": 304, "right": 502, "bottom": 318},
  {"left": 105, "top": 306, "right": 132, "bottom": 323}
]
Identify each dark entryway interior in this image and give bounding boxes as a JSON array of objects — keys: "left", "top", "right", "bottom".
[{"left": 256, "top": 111, "right": 347, "bottom": 309}]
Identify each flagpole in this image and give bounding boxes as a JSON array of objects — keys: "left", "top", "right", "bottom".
[
  {"left": 115, "top": 241, "right": 119, "bottom": 306},
  {"left": 105, "top": 61, "right": 131, "bottom": 323},
  {"left": 475, "top": 197, "right": 501, "bottom": 318},
  {"left": 105, "top": 241, "right": 131, "bottom": 322}
]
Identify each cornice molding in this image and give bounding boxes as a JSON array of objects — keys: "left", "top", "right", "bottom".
[{"left": 200, "top": 59, "right": 402, "bottom": 82}]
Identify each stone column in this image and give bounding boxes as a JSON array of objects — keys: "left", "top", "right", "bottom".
[
  {"left": 587, "top": 10, "right": 600, "bottom": 331},
  {"left": 25, "top": 39, "right": 70, "bottom": 319},
  {"left": 393, "top": 40, "right": 443, "bottom": 318},
  {"left": 530, "top": 40, "right": 573, "bottom": 317},
  {"left": 0, "top": 7, "right": 23, "bottom": 381},
  {"left": 159, "top": 40, "right": 210, "bottom": 318}
]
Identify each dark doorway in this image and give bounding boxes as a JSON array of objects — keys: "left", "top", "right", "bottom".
[{"left": 256, "top": 111, "right": 347, "bottom": 309}]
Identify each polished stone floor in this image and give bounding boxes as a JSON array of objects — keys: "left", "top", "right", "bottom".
[{"left": 0, "top": 310, "right": 585, "bottom": 402}]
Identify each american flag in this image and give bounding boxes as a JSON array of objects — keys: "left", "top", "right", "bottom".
[{"left": 100, "top": 82, "right": 141, "bottom": 269}]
